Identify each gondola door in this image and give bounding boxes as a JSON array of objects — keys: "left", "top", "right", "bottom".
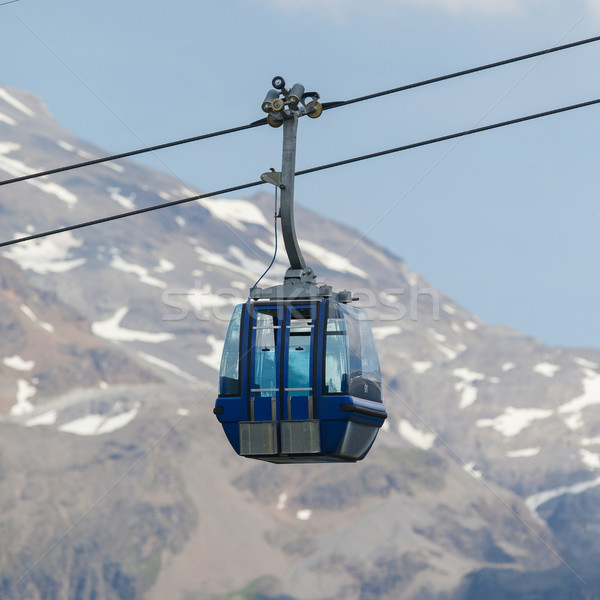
[
  {"left": 242, "top": 305, "right": 283, "bottom": 456},
  {"left": 281, "top": 304, "right": 320, "bottom": 455},
  {"left": 241, "top": 303, "right": 320, "bottom": 458}
]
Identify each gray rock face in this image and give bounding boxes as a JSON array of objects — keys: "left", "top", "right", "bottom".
[{"left": 0, "top": 84, "right": 599, "bottom": 599}]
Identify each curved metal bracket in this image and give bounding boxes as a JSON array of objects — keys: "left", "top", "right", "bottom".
[{"left": 279, "top": 114, "right": 306, "bottom": 274}]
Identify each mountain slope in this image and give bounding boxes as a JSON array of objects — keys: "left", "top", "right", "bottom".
[{"left": 1, "top": 84, "right": 599, "bottom": 600}]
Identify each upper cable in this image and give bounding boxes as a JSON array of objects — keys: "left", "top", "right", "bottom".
[
  {"left": 0, "top": 119, "right": 268, "bottom": 187},
  {"left": 320, "top": 34, "right": 600, "bottom": 112},
  {"left": 1, "top": 95, "right": 599, "bottom": 249},
  {"left": 1, "top": 33, "right": 599, "bottom": 187}
]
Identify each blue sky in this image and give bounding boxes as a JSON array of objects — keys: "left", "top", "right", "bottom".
[{"left": 1, "top": 0, "right": 599, "bottom": 348}]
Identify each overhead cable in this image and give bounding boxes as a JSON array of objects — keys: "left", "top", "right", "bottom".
[
  {"left": 320, "top": 34, "right": 600, "bottom": 112},
  {"left": 297, "top": 97, "right": 600, "bottom": 177},
  {"left": 1, "top": 95, "right": 598, "bottom": 249},
  {"left": 0, "top": 180, "right": 263, "bottom": 247},
  {"left": 1, "top": 34, "right": 599, "bottom": 188},
  {"left": 0, "top": 121, "right": 268, "bottom": 187}
]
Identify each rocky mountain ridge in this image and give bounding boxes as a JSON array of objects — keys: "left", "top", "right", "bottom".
[{"left": 1, "top": 84, "right": 599, "bottom": 599}]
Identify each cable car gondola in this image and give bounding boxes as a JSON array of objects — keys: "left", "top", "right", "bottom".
[{"left": 213, "top": 77, "right": 387, "bottom": 463}]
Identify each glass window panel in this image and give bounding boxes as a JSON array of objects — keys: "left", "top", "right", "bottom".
[
  {"left": 324, "top": 333, "right": 348, "bottom": 393},
  {"left": 253, "top": 309, "right": 279, "bottom": 395},
  {"left": 287, "top": 333, "right": 311, "bottom": 389},
  {"left": 324, "top": 302, "right": 349, "bottom": 394},
  {"left": 358, "top": 317, "right": 382, "bottom": 385},
  {"left": 219, "top": 304, "right": 242, "bottom": 395},
  {"left": 287, "top": 307, "right": 313, "bottom": 390},
  {"left": 344, "top": 305, "right": 364, "bottom": 377},
  {"left": 342, "top": 304, "right": 382, "bottom": 402},
  {"left": 290, "top": 306, "right": 312, "bottom": 322}
]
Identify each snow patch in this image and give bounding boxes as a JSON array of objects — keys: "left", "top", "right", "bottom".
[
  {"left": 573, "top": 357, "right": 599, "bottom": 369},
  {"left": 558, "top": 369, "right": 600, "bottom": 430},
  {"left": 138, "top": 351, "right": 198, "bottom": 383},
  {"left": 372, "top": 326, "right": 402, "bottom": 341},
  {"left": 476, "top": 407, "right": 553, "bottom": 437},
  {"left": 195, "top": 245, "right": 255, "bottom": 279},
  {"left": 195, "top": 245, "right": 284, "bottom": 284},
  {"left": 428, "top": 328, "right": 446, "bottom": 342},
  {"left": 76, "top": 149, "right": 94, "bottom": 159},
  {"left": 0, "top": 142, "right": 77, "bottom": 205},
  {"left": 197, "top": 335, "right": 224, "bottom": 371},
  {"left": 453, "top": 368, "right": 485, "bottom": 409},
  {"left": 20, "top": 304, "right": 54, "bottom": 332},
  {"left": 0, "top": 112, "right": 16, "bottom": 125},
  {"left": 533, "top": 362, "right": 560, "bottom": 377},
  {"left": 580, "top": 449, "right": 600, "bottom": 470},
  {"left": 184, "top": 283, "right": 241, "bottom": 317},
  {"left": 96, "top": 407, "right": 140, "bottom": 434},
  {"left": 25, "top": 410, "right": 58, "bottom": 427},
  {"left": 0, "top": 87, "right": 35, "bottom": 117},
  {"left": 464, "top": 320, "right": 478, "bottom": 331},
  {"left": 58, "top": 403, "right": 140, "bottom": 436},
  {"left": 199, "top": 198, "right": 270, "bottom": 230},
  {"left": 453, "top": 368, "right": 485, "bottom": 381},
  {"left": 507, "top": 447, "right": 540, "bottom": 458},
  {"left": 3, "top": 231, "right": 85, "bottom": 274},
  {"left": 296, "top": 509, "right": 312, "bottom": 521},
  {"left": 582, "top": 436, "right": 600, "bottom": 446},
  {"left": 110, "top": 255, "right": 166, "bottom": 288},
  {"left": 57, "top": 140, "right": 75, "bottom": 152},
  {"left": 442, "top": 303, "right": 456, "bottom": 315},
  {"left": 398, "top": 419, "right": 435, "bottom": 450},
  {"left": 107, "top": 186, "right": 136, "bottom": 210},
  {"left": 412, "top": 361, "right": 433, "bottom": 374},
  {"left": 104, "top": 162, "right": 124, "bottom": 173},
  {"left": 9, "top": 379, "right": 36, "bottom": 416},
  {"left": 3, "top": 355, "right": 35, "bottom": 371},
  {"left": 457, "top": 385, "right": 478, "bottom": 409},
  {"left": 525, "top": 476, "right": 600, "bottom": 514},
  {"left": 463, "top": 462, "right": 483, "bottom": 479},
  {"left": 155, "top": 258, "right": 175, "bottom": 273},
  {"left": 436, "top": 344, "right": 458, "bottom": 361},
  {"left": 229, "top": 246, "right": 285, "bottom": 281},
  {"left": 254, "top": 237, "right": 281, "bottom": 257},
  {"left": 406, "top": 272, "right": 418, "bottom": 286},
  {"left": 92, "top": 307, "right": 175, "bottom": 343},
  {"left": 299, "top": 239, "right": 367, "bottom": 278},
  {"left": 501, "top": 362, "right": 516, "bottom": 372},
  {"left": 277, "top": 493, "right": 288, "bottom": 510}
]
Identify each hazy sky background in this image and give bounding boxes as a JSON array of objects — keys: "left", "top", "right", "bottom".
[{"left": 1, "top": 0, "right": 599, "bottom": 349}]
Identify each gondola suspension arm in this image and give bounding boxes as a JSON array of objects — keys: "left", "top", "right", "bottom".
[{"left": 260, "top": 76, "right": 323, "bottom": 286}]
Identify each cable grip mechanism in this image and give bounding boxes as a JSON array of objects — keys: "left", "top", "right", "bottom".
[{"left": 261, "top": 75, "right": 323, "bottom": 128}]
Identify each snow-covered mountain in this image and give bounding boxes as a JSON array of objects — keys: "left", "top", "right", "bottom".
[{"left": 1, "top": 84, "right": 600, "bottom": 600}]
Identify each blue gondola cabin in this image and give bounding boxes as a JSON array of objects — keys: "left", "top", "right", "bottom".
[{"left": 214, "top": 297, "right": 387, "bottom": 463}]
